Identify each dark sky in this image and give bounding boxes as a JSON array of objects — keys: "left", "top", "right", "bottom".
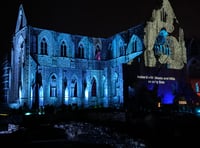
[{"left": 0, "top": 0, "right": 200, "bottom": 57}]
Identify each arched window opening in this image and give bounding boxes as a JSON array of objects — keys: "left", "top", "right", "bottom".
[
  {"left": 74, "top": 82, "right": 77, "bottom": 97},
  {"left": 91, "top": 78, "right": 97, "bottom": 97},
  {"left": 71, "top": 79, "right": 77, "bottom": 97},
  {"left": 50, "top": 75, "right": 57, "bottom": 97},
  {"left": 78, "top": 44, "right": 84, "bottom": 58},
  {"left": 40, "top": 38, "right": 47, "bottom": 55},
  {"left": 61, "top": 41, "right": 67, "bottom": 57}
]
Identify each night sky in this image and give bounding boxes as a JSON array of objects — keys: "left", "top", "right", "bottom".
[{"left": 0, "top": 0, "right": 200, "bottom": 58}]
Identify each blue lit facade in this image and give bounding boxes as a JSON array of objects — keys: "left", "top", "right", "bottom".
[{"left": 6, "top": 0, "right": 188, "bottom": 109}]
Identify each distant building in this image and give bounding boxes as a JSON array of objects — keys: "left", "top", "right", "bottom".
[{"left": 4, "top": 0, "right": 187, "bottom": 109}]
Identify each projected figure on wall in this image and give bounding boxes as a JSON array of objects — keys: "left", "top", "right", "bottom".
[
  {"left": 144, "top": 26, "right": 186, "bottom": 70},
  {"left": 153, "top": 28, "right": 171, "bottom": 67},
  {"left": 6, "top": 0, "right": 188, "bottom": 109}
]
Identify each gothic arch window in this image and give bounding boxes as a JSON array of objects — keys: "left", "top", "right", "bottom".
[
  {"left": 95, "top": 44, "right": 101, "bottom": 60},
  {"left": 50, "top": 75, "right": 57, "bottom": 97},
  {"left": 40, "top": 38, "right": 48, "bottom": 55},
  {"left": 71, "top": 79, "right": 77, "bottom": 97},
  {"left": 61, "top": 41, "right": 67, "bottom": 57},
  {"left": 127, "top": 34, "right": 143, "bottom": 54},
  {"left": 91, "top": 77, "right": 97, "bottom": 97},
  {"left": 78, "top": 44, "right": 84, "bottom": 58}
]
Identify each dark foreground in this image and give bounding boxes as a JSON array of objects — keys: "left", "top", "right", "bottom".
[{"left": 1, "top": 109, "right": 200, "bottom": 148}]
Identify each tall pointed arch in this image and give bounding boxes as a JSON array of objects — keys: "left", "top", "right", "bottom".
[
  {"left": 60, "top": 40, "right": 67, "bottom": 57},
  {"left": 71, "top": 78, "right": 78, "bottom": 97},
  {"left": 91, "top": 77, "right": 97, "bottom": 97},
  {"left": 40, "top": 38, "right": 48, "bottom": 55},
  {"left": 78, "top": 44, "right": 84, "bottom": 58},
  {"left": 50, "top": 74, "right": 57, "bottom": 97}
]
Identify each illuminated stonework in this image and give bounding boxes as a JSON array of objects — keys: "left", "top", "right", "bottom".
[
  {"left": 6, "top": 4, "right": 144, "bottom": 109},
  {"left": 144, "top": 0, "right": 187, "bottom": 69},
  {"left": 5, "top": 0, "right": 188, "bottom": 109}
]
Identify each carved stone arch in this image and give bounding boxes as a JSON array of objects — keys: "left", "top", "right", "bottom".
[
  {"left": 60, "top": 40, "right": 67, "bottom": 57},
  {"left": 95, "top": 43, "right": 101, "bottom": 51},
  {"left": 78, "top": 37, "right": 90, "bottom": 59},
  {"left": 49, "top": 73, "right": 57, "bottom": 97},
  {"left": 111, "top": 34, "right": 125, "bottom": 58},
  {"left": 91, "top": 76, "right": 97, "bottom": 97},
  {"left": 58, "top": 33, "right": 74, "bottom": 57},
  {"left": 38, "top": 30, "right": 53, "bottom": 56},
  {"left": 93, "top": 38, "right": 102, "bottom": 59},
  {"left": 78, "top": 43, "right": 84, "bottom": 58},
  {"left": 71, "top": 75, "right": 78, "bottom": 97},
  {"left": 126, "top": 34, "right": 143, "bottom": 54},
  {"left": 49, "top": 73, "right": 57, "bottom": 79}
]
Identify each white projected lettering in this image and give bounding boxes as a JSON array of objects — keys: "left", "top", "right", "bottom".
[{"left": 137, "top": 75, "right": 175, "bottom": 84}]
